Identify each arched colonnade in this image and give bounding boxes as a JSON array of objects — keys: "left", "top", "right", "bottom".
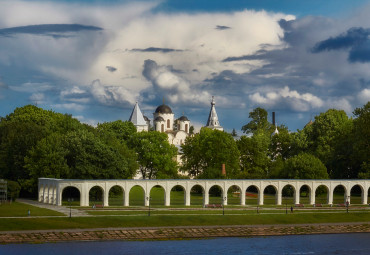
[{"left": 38, "top": 178, "right": 370, "bottom": 207}]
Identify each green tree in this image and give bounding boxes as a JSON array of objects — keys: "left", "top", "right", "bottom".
[
  {"left": 237, "top": 130, "right": 270, "bottom": 179},
  {"left": 281, "top": 153, "right": 328, "bottom": 179},
  {"left": 241, "top": 107, "right": 271, "bottom": 135},
  {"left": 181, "top": 128, "right": 240, "bottom": 179},
  {"left": 352, "top": 102, "right": 370, "bottom": 178},
  {"left": 303, "top": 109, "right": 352, "bottom": 177},
  {"left": 7, "top": 180, "right": 21, "bottom": 201},
  {"left": 97, "top": 120, "right": 136, "bottom": 142},
  {"left": 129, "top": 131, "right": 178, "bottom": 179}
]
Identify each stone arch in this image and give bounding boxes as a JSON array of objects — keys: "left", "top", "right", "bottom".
[
  {"left": 208, "top": 184, "right": 224, "bottom": 205},
  {"left": 227, "top": 185, "right": 242, "bottom": 205},
  {"left": 89, "top": 185, "right": 104, "bottom": 206},
  {"left": 190, "top": 184, "right": 205, "bottom": 206},
  {"left": 61, "top": 186, "right": 81, "bottom": 206},
  {"left": 170, "top": 185, "right": 186, "bottom": 206},
  {"left": 245, "top": 185, "right": 260, "bottom": 205},
  {"left": 149, "top": 185, "right": 166, "bottom": 206},
  {"left": 298, "top": 184, "right": 312, "bottom": 205},
  {"left": 129, "top": 185, "right": 145, "bottom": 206},
  {"left": 315, "top": 184, "right": 329, "bottom": 205},
  {"left": 281, "top": 184, "right": 296, "bottom": 205},
  {"left": 350, "top": 184, "right": 364, "bottom": 204},
  {"left": 108, "top": 185, "right": 125, "bottom": 206},
  {"left": 263, "top": 185, "right": 278, "bottom": 205},
  {"left": 333, "top": 184, "right": 348, "bottom": 205}
]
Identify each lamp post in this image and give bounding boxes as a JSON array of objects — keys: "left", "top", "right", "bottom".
[
  {"left": 68, "top": 198, "right": 73, "bottom": 218},
  {"left": 223, "top": 196, "right": 226, "bottom": 215}
]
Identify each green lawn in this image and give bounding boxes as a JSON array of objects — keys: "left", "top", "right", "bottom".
[
  {"left": 0, "top": 212, "right": 369, "bottom": 232},
  {"left": 0, "top": 202, "right": 64, "bottom": 217}
]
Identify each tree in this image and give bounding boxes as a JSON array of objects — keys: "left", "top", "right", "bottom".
[
  {"left": 97, "top": 120, "right": 136, "bottom": 142},
  {"left": 237, "top": 130, "right": 271, "bottom": 179},
  {"left": 7, "top": 180, "right": 21, "bottom": 201},
  {"left": 303, "top": 109, "right": 352, "bottom": 177},
  {"left": 280, "top": 153, "right": 328, "bottom": 179},
  {"left": 181, "top": 128, "right": 240, "bottom": 179},
  {"left": 352, "top": 102, "right": 370, "bottom": 178},
  {"left": 241, "top": 107, "right": 271, "bottom": 135},
  {"left": 231, "top": 128, "right": 237, "bottom": 137},
  {"left": 129, "top": 131, "right": 178, "bottom": 179}
]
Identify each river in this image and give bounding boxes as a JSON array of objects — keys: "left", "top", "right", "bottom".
[{"left": 1, "top": 233, "right": 369, "bottom": 254}]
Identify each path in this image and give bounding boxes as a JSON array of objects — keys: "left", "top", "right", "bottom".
[{"left": 17, "top": 199, "right": 89, "bottom": 217}]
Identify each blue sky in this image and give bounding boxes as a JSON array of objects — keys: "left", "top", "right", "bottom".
[{"left": 0, "top": 0, "right": 369, "bottom": 133}]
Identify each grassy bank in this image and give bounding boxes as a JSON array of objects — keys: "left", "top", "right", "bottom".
[
  {"left": 0, "top": 212, "right": 369, "bottom": 232},
  {"left": 0, "top": 202, "right": 64, "bottom": 217}
]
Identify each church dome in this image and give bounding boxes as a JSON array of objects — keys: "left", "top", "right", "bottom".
[
  {"left": 155, "top": 104, "right": 172, "bottom": 114},
  {"left": 154, "top": 116, "right": 165, "bottom": 122},
  {"left": 178, "top": 116, "right": 189, "bottom": 121}
]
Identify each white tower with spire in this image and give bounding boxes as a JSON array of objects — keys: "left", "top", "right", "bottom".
[
  {"left": 205, "top": 96, "right": 223, "bottom": 131},
  {"left": 129, "top": 102, "right": 149, "bottom": 131}
]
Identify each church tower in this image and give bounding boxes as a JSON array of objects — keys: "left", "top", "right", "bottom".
[
  {"left": 129, "top": 102, "right": 149, "bottom": 131},
  {"left": 205, "top": 96, "right": 223, "bottom": 131}
]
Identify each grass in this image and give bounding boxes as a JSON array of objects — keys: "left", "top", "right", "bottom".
[
  {"left": 0, "top": 212, "right": 369, "bottom": 232},
  {"left": 0, "top": 202, "right": 64, "bottom": 217}
]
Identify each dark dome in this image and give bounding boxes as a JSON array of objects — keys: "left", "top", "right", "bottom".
[
  {"left": 155, "top": 104, "right": 172, "bottom": 114},
  {"left": 178, "top": 116, "right": 189, "bottom": 121},
  {"left": 154, "top": 116, "right": 165, "bottom": 122}
]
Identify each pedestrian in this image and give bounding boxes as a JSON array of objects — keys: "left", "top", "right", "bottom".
[{"left": 290, "top": 206, "right": 293, "bottom": 213}]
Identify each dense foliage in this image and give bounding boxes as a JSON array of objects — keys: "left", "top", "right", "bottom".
[{"left": 0, "top": 102, "right": 368, "bottom": 197}]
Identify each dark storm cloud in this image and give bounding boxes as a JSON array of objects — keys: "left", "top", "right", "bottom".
[
  {"left": 215, "top": 25, "right": 231, "bottom": 30},
  {"left": 131, "top": 47, "right": 183, "bottom": 53},
  {"left": 209, "top": 16, "right": 370, "bottom": 114},
  {"left": 312, "top": 27, "right": 370, "bottom": 62},
  {"left": 106, "top": 66, "right": 117, "bottom": 72},
  {"left": 0, "top": 24, "right": 103, "bottom": 38}
]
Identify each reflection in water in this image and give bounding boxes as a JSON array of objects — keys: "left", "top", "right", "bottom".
[{"left": 1, "top": 233, "right": 370, "bottom": 255}]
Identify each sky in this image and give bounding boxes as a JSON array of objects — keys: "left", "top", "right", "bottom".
[{"left": 0, "top": 0, "right": 370, "bottom": 134}]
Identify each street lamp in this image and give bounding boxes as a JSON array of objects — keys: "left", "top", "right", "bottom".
[
  {"left": 68, "top": 198, "right": 73, "bottom": 218},
  {"left": 223, "top": 196, "right": 226, "bottom": 215},
  {"left": 147, "top": 196, "right": 152, "bottom": 216}
]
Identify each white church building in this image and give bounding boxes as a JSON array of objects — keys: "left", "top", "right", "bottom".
[{"left": 129, "top": 96, "right": 223, "bottom": 146}]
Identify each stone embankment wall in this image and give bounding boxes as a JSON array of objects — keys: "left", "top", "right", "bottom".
[{"left": 1, "top": 223, "right": 369, "bottom": 244}]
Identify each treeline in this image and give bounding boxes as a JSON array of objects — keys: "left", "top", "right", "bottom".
[
  {"left": 181, "top": 102, "right": 369, "bottom": 180},
  {"left": 0, "top": 102, "right": 368, "bottom": 197},
  {"left": 0, "top": 105, "right": 178, "bottom": 197}
]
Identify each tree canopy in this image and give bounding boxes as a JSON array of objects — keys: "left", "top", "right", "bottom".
[{"left": 181, "top": 128, "right": 240, "bottom": 179}]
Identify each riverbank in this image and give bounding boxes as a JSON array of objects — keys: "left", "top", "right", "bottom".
[{"left": 1, "top": 222, "right": 369, "bottom": 244}]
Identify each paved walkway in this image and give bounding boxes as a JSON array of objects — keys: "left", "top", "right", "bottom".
[{"left": 17, "top": 199, "right": 89, "bottom": 217}]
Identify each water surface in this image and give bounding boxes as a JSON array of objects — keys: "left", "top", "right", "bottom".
[{"left": 1, "top": 233, "right": 370, "bottom": 255}]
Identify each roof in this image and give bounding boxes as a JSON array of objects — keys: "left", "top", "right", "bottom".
[
  {"left": 155, "top": 104, "right": 172, "bottom": 114},
  {"left": 206, "top": 96, "right": 223, "bottom": 130},
  {"left": 143, "top": 115, "right": 150, "bottom": 121},
  {"left": 129, "top": 102, "right": 147, "bottom": 126},
  {"left": 178, "top": 115, "right": 189, "bottom": 121}
]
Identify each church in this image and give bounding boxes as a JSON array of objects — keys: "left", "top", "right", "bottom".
[{"left": 128, "top": 96, "right": 223, "bottom": 146}]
